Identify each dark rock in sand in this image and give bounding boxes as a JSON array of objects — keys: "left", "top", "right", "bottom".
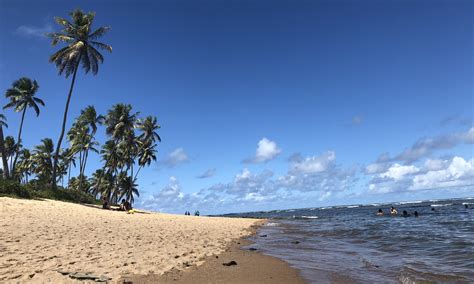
[
  {"left": 222, "top": 261, "right": 238, "bottom": 266},
  {"left": 259, "top": 235, "right": 267, "bottom": 237},
  {"left": 248, "top": 248, "right": 258, "bottom": 251}
]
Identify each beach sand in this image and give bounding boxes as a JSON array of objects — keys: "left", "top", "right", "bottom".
[
  {"left": 121, "top": 234, "right": 306, "bottom": 284},
  {"left": 0, "top": 197, "right": 270, "bottom": 283}
]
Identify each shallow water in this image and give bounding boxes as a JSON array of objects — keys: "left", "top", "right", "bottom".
[{"left": 225, "top": 198, "right": 474, "bottom": 283}]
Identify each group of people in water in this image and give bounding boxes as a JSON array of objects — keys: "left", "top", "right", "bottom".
[
  {"left": 377, "top": 206, "right": 419, "bottom": 217},
  {"left": 377, "top": 204, "right": 470, "bottom": 217},
  {"left": 184, "top": 210, "right": 200, "bottom": 216}
]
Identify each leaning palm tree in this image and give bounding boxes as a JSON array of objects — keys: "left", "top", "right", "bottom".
[
  {"left": 48, "top": 9, "right": 112, "bottom": 188},
  {"left": 4, "top": 77, "right": 45, "bottom": 175},
  {"left": 0, "top": 114, "right": 9, "bottom": 178},
  {"left": 135, "top": 142, "right": 157, "bottom": 180}
]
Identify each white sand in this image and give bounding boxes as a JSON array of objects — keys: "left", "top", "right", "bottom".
[{"left": 0, "top": 197, "right": 258, "bottom": 283}]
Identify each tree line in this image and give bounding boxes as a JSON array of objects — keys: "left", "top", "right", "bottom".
[{"left": 0, "top": 9, "right": 160, "bottom": 205}]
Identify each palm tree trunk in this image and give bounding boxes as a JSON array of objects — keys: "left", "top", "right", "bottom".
[
  {"left": 51, "top": 55, "right": 81, "bottom": 189},
  {"left": 133, "top": 165, "right": 143, "bottom": 181},
  {"left": 11, "top": 108, "right": 27, "bottom": 176},
  {"left": 0, "top": 127, "right": 10, "bottom": 179},
  {"left": 68, "top": 161, "right": 72, "bottom": 188}
]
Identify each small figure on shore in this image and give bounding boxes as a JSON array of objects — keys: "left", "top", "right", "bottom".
[
  {"left": 185, "top": 211, "right": 190, "bottom": 216},
  {"left": 402, "top": 210, "right": 410, "bottom": 217},
  {"left": 376, "top": 208, "right": 384, "bottom": 216},
  {"left": 120, "top": 199, "right": 132, "bottom": 211},
  {"left": 194, "top": 210, "right": 200, "bottom": 216},
  {"left": 390, "top": 206, "right": 398, "bottom": 215},
  {"left": 414, "top": 211, "right": 419, "bottom": 217},
  {"left": 102, "top": 197, "right": 109, "bottom": 210}
]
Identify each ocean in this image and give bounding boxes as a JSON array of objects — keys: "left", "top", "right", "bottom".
[{"left": 222, "top": 198, "right": 474, "bottom": 283}]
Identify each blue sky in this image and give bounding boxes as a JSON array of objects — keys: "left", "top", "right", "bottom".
[{"left": 0, "top": 0, "right": 472, "bottom": 214}]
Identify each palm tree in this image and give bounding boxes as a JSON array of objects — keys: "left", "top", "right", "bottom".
[
  {"left": 118, "top": 174, "right": 139, "bottom": 205},
  {"left": 77, "top": 105, "right": 104, "bottom": 135},
  {"left": 48, "top": 9, "right": 112, "bottom": 188},
  {"left": 135, "top": 142, "right": 157, "bottom": 180},
  {"left": 17, "top": 149, "right": 32, "bottom": 184},
  {"left": 96, "top": 104, "right": 137, "bottom": 193},
  {"left": 4, "top": 77, "right": 45, "bottom": 175},
  {"left": 4, "top": 136, "right": 16, "bottom": 171},
  {"left": 31, "top": 138, "right": 55, "bottom": 183},
  {"left": 136, "top": 116, "right": 161, "bottom": 144},
  {"left": 0, "top": 114, "right": 9, "bottom": 178}
]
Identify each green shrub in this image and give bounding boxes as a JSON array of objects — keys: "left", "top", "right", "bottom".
[
  {"left": 0, "top": 179, "right": 31, "bottom": 198},
  {"left": 0, "top": 179, "right": 99, "bottom": 204}
]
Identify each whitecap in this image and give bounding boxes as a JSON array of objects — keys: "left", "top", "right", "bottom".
[
  {"left": 300, "top": 216, "right": 319, "bottom": 219},
  {"left": 430, "top": 204, "right": 452, "bottom": 207},
  {"left": 346, "top": 205, "right": 359, "bottom": 208},
  {"left": 399, "top": 201, "right": 423, "bottom": 205}
]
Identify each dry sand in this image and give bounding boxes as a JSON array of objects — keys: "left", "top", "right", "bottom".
[{"left": 0, "top": 197, "right": 260, "bottom": 283}]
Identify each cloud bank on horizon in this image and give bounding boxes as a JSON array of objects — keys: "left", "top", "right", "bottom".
[{"left": 141, "top": 126, "right": 474, "bottom": 214}]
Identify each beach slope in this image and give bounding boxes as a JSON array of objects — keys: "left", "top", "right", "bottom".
[{"left": 0, "top": 197, "right": 259, "bottom": 283}]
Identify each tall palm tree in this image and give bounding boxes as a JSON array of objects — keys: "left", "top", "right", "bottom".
[
  {"left": 0, "top": 114, "right": 9, "bottom": 178},
  {"left": 4, "top": 77, "right": 45, "bottom": 175},
  {"left": 48, "top": 9, "right": 112, "bottom": 188}
]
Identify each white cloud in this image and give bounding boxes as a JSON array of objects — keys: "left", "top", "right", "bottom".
[
  {"left": 379, "top": 164, "right": 419, "bottom": 180},
  {"left": 196, "top": 168, "right": 216, "bottom": 179},
  {"left": 411, "top": 157, "right": 474, "bottom": 191},
  {"left": 368, "top": 156, "right": 474, "bottom": 193},
  {"left": 392, "top": 127, "right": 473, "bottom": 162},
  {"left": 15, "top": 23, "right": 52, "bottom": 38},
  {"left": 163, "top": 148, "right": 189, "bottom": 167},
  {"left": 244, "top": 138, "right": 281, "bottom": 163},
  {"left": 289, "top": 151, "right": 336, "bottom": 174}
]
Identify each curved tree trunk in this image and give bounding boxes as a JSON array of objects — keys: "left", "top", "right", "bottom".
[
  {"left": 11, "top": 107, "right": 27, "bottom": 177},
  {"left": 0, "top": 126, "right": 10, "bottom": 179},
  {"left": 51, "top": 56, "right": 81, "bottom": 189}
]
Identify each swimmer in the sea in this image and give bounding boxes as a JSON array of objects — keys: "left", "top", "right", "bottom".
[
  {"left": 390, "top": 206, "right": 398, "bottom": 215},
  {"left": 376, "top": 208, "right": 384, "bottom": 216}
]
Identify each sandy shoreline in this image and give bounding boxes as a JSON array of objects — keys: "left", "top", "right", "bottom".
[
  {"left": 121, "top": 223, "right": 306, "bottom": 284},
  {"left": 0, "top": 197, "right": 269, "bottom": 283}
]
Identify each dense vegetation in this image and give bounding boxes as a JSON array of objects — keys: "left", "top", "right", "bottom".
[{"left": 0, "top": 9, "right": 160, "bottom": 205}]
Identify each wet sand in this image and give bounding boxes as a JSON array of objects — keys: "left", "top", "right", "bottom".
[{"left": 120, "top": 234, "right": 306, "bottom": 284}]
